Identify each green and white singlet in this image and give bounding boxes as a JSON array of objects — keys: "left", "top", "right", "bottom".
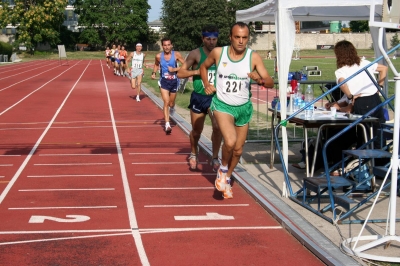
[
  {"left": 192, "top": 47, "right": 216, "bottom": 95},
  {"left": 215, "top": 46, "right": 252, "bottom": 106},
  {"left": 131, "top": 52, "right": 144, "bottom": 69}
]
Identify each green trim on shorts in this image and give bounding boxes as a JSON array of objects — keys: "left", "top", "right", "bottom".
[{"left": 210, "top": 96, "right": 253, "bottom": 126}]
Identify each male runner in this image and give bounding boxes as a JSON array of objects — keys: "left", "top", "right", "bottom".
[
  {"left": 110, "top": 44, "right": 116, "bottom": 71},
  {"left": 177, "top": 25, "right": 222, "bottom": 171},
  {"left": 200, "top": 22, "right": 274, "bottom": 198},
  {"left": 114, "top": 45, "right": 121, "bottom": 76},
  {"left": 119, "top": 46, "right": 128, "bottom": 77},
  {"left": 151, "top": 37, "right": 185, "bottom": 134},
  {"left": 126, "top": 43, "right": 146, "bottom": 102},
  {"left": 105, "top": 46, "right": 111, "bottom": 68}
]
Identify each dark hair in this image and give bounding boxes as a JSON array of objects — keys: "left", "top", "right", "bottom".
[
  {"left": 334, "top": 40, "right": 360, "bottom": 68},
  {"left": 161, "top": 37, "right": 172, "bottom": 45},
  {"left": 230, "top": 22, "right": 249, "bottom": 36},
  {"left": 202, "top": 24, "right": 219, "bottom": 33}
]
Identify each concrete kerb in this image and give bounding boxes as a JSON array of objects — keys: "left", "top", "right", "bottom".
[{"left": 141, "top": 85, "right": 360, "bottom": 265}]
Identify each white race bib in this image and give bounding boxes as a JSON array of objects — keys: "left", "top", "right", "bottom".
[{"left": 222, "top": 80, "right": 243, "bottom": 94}]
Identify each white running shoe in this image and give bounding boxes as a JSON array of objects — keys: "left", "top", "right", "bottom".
[{"left": 136, "top": 95, "right": 140, "bottom": 102}]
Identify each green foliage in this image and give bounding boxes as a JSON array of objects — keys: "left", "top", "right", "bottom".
[
  {"left": 74, "top": 0, "right": 151, "bottom": 48},
  {"left": 0, "top": 41, "right": 13, "bottom": 61},
  {"left": 0, "top": 0, "right": 67, "bottom": 54},
  {"left": 161, "top": 0, "right": 263, "bottom": 51},
  {"left": 59, "top": 25, "right": 80, "bottom": 50},
  {"left": 390, "top": 33, "right": 400, "bottom": 49},
  {"left": 349, "top": 21, "right": 369, "bottom": 33}
]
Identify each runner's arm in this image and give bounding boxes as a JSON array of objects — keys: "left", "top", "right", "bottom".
[
  {"left": 249, "top": 52, "right": 274, "bottom": 88},
  {"left": 152, "top": 53, "right": 160, "bottom": 80},
  {"left": 177, "top": 49, "right": 199, "bottom": 79},
  {"left": 200, "top": 48, "right": 220, "bottom": 95}
]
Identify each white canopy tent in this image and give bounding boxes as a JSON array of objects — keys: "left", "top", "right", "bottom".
[{"left": 237, "top": 0, "right": 383, "bottom": 196}]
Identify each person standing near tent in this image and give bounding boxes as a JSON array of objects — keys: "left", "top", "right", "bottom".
[
  {"left": 151, "top": 37, "right": 185, "bottom": 134},
  {"left": 126, "top": 43, "right": 146, "bottom": 102},
  {"left": 177, "top": 24, "right": 222, "bottom": 171},
  {"left": 334, "top": 40, "right": 388, "bottom": 153},
  {"left": 334, "top": 40, "right": 387, "bottom": 124},
  {"left": 200, "top": 22, "right": 274, "bottom": 198}
]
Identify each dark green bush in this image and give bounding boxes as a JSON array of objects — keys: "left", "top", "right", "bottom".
[{"left": 0, "top": 41, "right": 13, "bottom": 62}]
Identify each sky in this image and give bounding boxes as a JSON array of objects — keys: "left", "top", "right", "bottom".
[{"left": 148, "top": 0, "right": 161, "bottom": 22}]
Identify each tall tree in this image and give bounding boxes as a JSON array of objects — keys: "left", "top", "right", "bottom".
[
  {"left": 349, "top": 21, "right": 369, "bottom": 33},
  {"left": 161, "top": 0, "right": 264, "bottom": 51},
  {"left": 73, "top": 0, "right": 151, "bottom": 48},
  {"left": 0, "top": 0, "right": 67, "bottom": 54}
]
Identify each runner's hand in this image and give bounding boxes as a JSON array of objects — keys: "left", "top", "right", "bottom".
[{"left": 204, "top": 84, "right": 216, "bottom": 95}]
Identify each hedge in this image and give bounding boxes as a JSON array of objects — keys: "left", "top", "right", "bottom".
[{"left": 0, "top": 41, "right": 13, "bottom": 62}]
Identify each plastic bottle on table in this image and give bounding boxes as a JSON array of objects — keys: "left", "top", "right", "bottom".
[{"left": 304, "top": 85, "right": 314, "bottom": 119}]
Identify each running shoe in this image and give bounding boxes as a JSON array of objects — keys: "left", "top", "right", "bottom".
[
  {"left": 188, "top": 153, "right": 198, "bottom": 170},
  {"left": 136, "top": 95, "right": 140, "bottom": 102},
  {"left": 215, "top": 168, "right": 228, "bottom": 191},
  {"left": 223, "top": 183, "right": 233, "bottom": 199},
  {"left": 211, "top": 158, "right": 220, "bottom": 172},
  {"left": 165, "top": 125, "right": 172, "bottom": 134}
]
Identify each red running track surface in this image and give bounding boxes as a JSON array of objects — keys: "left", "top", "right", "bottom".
[{"left": 0, "top": 60, "right": 323, "bottom": 265}]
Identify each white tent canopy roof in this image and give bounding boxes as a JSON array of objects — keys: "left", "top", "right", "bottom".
[{"left": 236, "top": 0, "right": 382, "bottom": 22}]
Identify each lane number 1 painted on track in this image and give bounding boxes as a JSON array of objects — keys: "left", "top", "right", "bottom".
[
  {"left": 174, "top": 212, "right": 234, "bottom": 221},
  {"left": 29, "top": 215, "right": 90, "bottom": 223}
]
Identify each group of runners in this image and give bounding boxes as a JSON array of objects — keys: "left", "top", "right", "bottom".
[
  {"left": 105, "top": 22, "right": 274, "bottom": 199},
  {"left": 105, "top": 43, "right": 146, "bottom": 102}
]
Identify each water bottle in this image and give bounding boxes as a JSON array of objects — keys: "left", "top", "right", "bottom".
[{"left": 304, "top": 85, "right": 314, "bottom": 119}]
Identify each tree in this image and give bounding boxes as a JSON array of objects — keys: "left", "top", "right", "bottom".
[
  {"left": 161, "top": 0, "right": 264, "bottom": 51},
  {"left": 73, "top": 0, "right": 151, "bottom": 48},
  {"left": 0, "top": 0, "right": 67, "bottom": 54},
  {"left": 390, "top": 32, "right": 400, "bottom": 49},
  {"left": 349, "top": 21, "right": 369, "bottom": 32}
]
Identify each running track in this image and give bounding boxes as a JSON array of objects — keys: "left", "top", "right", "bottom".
[{"left": 0, "top": 60, "right": 322, "bottom": 265}]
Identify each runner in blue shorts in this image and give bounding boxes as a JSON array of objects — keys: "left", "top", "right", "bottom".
[
  {"left": 151, "top": 37, "right": 185, "bottom": 134},
  {"left": 200, "top": 22, "right": 274, "bottom": 199},
  {"left": 177, "top": 24, "right": 222, "bottom": 171}
]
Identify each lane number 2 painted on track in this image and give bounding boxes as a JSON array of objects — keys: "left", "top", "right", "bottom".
[{"left": 29, "top": 215, "right": 90, "bottom": 223}]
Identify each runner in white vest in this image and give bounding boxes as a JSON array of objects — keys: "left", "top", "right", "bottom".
[
  {"left": 200, "top": 22, "right": 274, "bottom": 199},
  {"left": 126, "top": 43, "right": 146, "bottom": 102}
]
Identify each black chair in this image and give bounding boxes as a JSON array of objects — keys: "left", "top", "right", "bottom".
[{"left": 319, "top": 83, "right": 343, "bottom": 103}]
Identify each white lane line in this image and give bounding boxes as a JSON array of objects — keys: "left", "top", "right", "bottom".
[
  {"left": 0, "top": 119, "right": 157, "bottom": 125},
  {"left": 132, "top": 162, "right": 207, "bottom": 165},
  {"left": 34, "top": 163, "right": 112, "bottom": 166},
  {"left": 0, "top": 62, "right": 58, "bottom": 81},
  {"left": 27, "top": 174, "right": 113, "bottom": 178},
  {"left": 0, "top": 155, "right": 20, "bottom": 157},
  {"left": 0, "top": 125, "right": 160, "bottom": 131},
  {"left": 9, "top": 206, "right": 117, "bottom": 210},
  {"left": 135, "top": 173, "right": 216, "bottom": 176},
  {"left": 145, "top": 204, "right": 249, "bottom": 207},
  {"left": 130, "top": 152, "right": 190, "bottom": 155},
  {"left": 18, "top": 188, "right": 115, "bottom": 192},
  {"left": 0, "top": 60, "right": 91, "bottom": 204},
  {"left": 139, "top": 187, "right": 213, "bottom": 190},
  {"left": 101, "top": 61, "right": 149, "bottom": 265},
  {"left": 0, "top": 229, "right": 131, "bottom": 234},
  {"left": 0, "top": 164, "right": 12, "bottom": 166},
  {"left": 39, "top": 153, "right": 111, "bottom": 156},
  {"left": 0, "top": 232, "right": 132, "bottom": 246},
  {"left": 0, "top": 176, "right": 4, "bottom": 178},
  {"left": 140, "top": 226, "right": 282, "bottom": 234},
  {"left": 0, "top": 63, "right": 65, "bottom": 93},
  {"left": 251, "top": 96, "right": 268, "bottom": 103}
]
